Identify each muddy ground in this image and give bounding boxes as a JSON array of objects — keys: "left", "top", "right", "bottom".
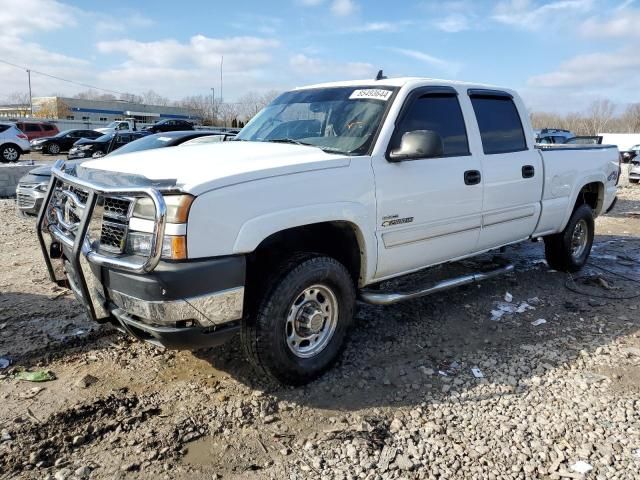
[{"left": 0, "top": 186, "right": 639, "bottom": 480}]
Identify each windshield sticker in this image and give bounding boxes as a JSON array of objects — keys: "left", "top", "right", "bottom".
[
  {"left": 157, "top": 137, "right": 172, "bottom": 142},
  {"left": 349, "top": 89, "right": 393, "bottom": 101}
]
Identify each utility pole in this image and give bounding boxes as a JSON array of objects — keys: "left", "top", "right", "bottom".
[
  {"left": 210, "top": 87, "right": 215, "bottom": 125},
  {"left": 220, "top": 55, "right": 224, "bottom": 127},
  {"left": 27, "top": 69, "right": 33, "bottom": 116}
]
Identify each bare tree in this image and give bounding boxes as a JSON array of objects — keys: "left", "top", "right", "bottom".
[
  {"left": 619, "top": 103, "right": 640, "bottom": 133},
  {"left": 176, "top": 95, "right": 217, "bottom": 125},
  {"left": 120, "top": 92, "right": 143, "bottom": 103},
  {"left": 236, "top": 90, "right": 280, "bottom": 121},
  {"left": 73, "top": 90, "right": 117, "bottom": 101},
  {"left": 218, "top": 102, "right": 240, "bottom": 127},
  {"left": 141, "top": 90, "right": 170, "bottom": 106},
  {"left": 581, "top": 99, "right": 616, "bottom": 136},
  {"left": 4, "top": 92, "right": 30, "bottom": 115}
]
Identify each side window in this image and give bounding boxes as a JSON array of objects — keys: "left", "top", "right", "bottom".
[
  {"left": 470, "top": 95, "right": 527, "bottom": 154},
  {"left": 390, "top": 93, "right": 470, "bottom": 157},
  {"left": 43, "top": 125, "right": 55, "bottom": 131},
  {"left": 25, "top": 124, "right": 41, "bottom": 132}
]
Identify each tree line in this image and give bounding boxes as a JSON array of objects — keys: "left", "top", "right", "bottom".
[{"left": 530, "top": 100, "right": 640, "bottom": 136}]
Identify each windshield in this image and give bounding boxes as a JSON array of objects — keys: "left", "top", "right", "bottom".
[
  {"left": 95, "top": 133, "right": 114, "bottom": 142},
  {"left": 109, "top": 133, "right": 176, "bottom": 156},
  {"left": 236, "top": 86, "right": 396, "bottom": 155}
]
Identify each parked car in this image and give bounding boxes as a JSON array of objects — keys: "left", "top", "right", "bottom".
[
  {"left": 564, "top": 136, "right": 602, "bottom": 145},
  {"left": 37, "top": 77, "right": 619, "bottom": 385},
  {"left": 31, "top": 129, "right": 103, "bottom": 155},
  {"left": 144, "top": 119, "right": 194, "bottom": 133},
  {"left": 16, "top": 131, "right": 228, "bottom": 215},
  {"left": 14, "top": 121, "right": 59, "bottom": 140},
  {"left": 67, "top": 131, "right": 149, "bottom": 159},
  {"left": 95, "top": 119, "right": 139, "bottom": 134},
  {"left": 178, "top": 131, "right": 237, "bottom": 147},
  {"left": 107, "top": 130, "right": 235, "bottom": 157},
  {"left": 630, "top": 159, "right": 640, "bottom": 183},
  {"left": 0, "top": 122, "right": 30, "bottom": 162},
  {"left": 536, "top": 128, "right": 575, "bottom": 144}
]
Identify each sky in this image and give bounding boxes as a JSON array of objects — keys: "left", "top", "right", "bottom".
[{"left": 0, "top": 0, "right": 639, "bottom": 113}]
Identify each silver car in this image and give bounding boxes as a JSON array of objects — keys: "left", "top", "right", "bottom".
[
  {"left": 0, "top": 122, "right": 31, "bottom": 162},
  {"left": 629, "top": 144, "right": 640, "bottom": 183}
]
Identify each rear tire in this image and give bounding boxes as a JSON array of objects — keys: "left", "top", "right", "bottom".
[
  {"left": 1, "top": 144, "right": 20, "bottom": 162},
  {"left": 544, "top": 204, "right": 594, "bottom": 272},
  {"left": 241, "top": 255, "right": 355, "bottom": 385}
]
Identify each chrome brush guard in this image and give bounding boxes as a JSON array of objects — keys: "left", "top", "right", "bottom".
[{"left": 37, "top": 159, "right": 169, "bottom": 322}]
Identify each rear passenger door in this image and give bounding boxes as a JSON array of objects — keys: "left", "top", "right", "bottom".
[
  {"left": 467, "top": 90, "right": 543, "bottom": 251},
  {"left": 372, "top": 87, "right": 484, "bottom": 279}
]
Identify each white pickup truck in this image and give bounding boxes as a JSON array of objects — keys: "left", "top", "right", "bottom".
[
  {"left": 94, "top": 119, "right": 138, "bottom": 134},
  {"left": 37, "top": 77, "right": 619, "bottom": 385}
]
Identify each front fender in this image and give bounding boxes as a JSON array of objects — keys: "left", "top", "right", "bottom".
[{"left": 233, "top": 202, "right": 377, "bottom": 284}]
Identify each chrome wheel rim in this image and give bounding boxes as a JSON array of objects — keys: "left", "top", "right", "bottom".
[
  {"left": 49, "top": 144, "right": 59, "bottom": 154},
  {"left": 571, "top": 219, "right": 588, "bottom": 258},
  {"left": 3, "top": 147, "right": 18, "bottom": 161},
  {"left": 286, "top": 284, "right": 339, "bottom": 358}
]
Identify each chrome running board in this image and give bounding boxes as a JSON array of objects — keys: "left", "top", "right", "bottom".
[{"left": 359, "top": 264, "right": 514, "bottom": 305}]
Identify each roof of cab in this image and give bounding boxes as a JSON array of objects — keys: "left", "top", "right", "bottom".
[{"left": 295, "top": 76, "right": 515, "bottom": 95}]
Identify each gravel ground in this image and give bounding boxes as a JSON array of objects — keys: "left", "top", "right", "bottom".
[{"left": 0, "top": 187, "right": 639, "bottom": 480}]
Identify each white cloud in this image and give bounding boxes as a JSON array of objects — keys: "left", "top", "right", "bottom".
[
  {"left": 434, "top": 14, "right": 470, "bottom": 33},
  {"left": 95, "top": 12, "right": 154, "bottom": 33},
  {"left": 385, "top": 47, "right": 462, "bottom": 77},
  {"left": 297, "top": 0, "right": 357, "bottom": 15},
  {"left": 528, "top": 48, "right": 640, "bottom": 89},
  {"left": 0, "top": 0, "right": 78, "bottom": 36},
  {"left": 289, "top": 54, "right": 375, "bottom": 79},
  {"left": 331, "top": 0, "right": 356, "bottom": 16},
  {"left": 492, "top": 0, "right": 593, "bottom": 30},
  {"left": 580, "top": 8, "right": 640, "bottom": 38},
  {"left": 350, "top": 21, "right": 412, "bottom": 33},
  {"left": 97, "top": 35, "right": 280, "bottom": 72}
]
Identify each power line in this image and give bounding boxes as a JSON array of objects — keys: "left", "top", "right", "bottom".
[{"left": 0, "top": 58, "right": 131, "bottom": 97}]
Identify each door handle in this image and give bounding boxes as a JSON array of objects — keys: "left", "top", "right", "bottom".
[
  {"left": 464, "top": 170, "right": 481, "bottom": 185},
  {"left": 522, "top": 165, "right": 535, "bottom": 178}
]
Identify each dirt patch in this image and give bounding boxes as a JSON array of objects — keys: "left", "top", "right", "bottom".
[{"left": 1, "top": 186, "right": 640, "bottom": 479}]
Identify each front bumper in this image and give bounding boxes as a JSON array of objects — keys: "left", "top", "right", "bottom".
[
  {"left": 62, "top": 251, "right": 246, "bottom": 349},
  {"left": 16, "top": 183, "right": 47, "bottom": 215},
  {"left": 37, "top": 160, "right": 246, "bottom": 350}
]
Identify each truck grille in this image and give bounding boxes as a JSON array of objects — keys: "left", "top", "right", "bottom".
[
  {"left": 49, "top": 183, "right": 133, "bottom": 254},
  {"left": 17, "top": 193, "right": 35, "bottom": 209}
]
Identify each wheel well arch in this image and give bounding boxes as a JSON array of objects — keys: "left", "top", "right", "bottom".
[
  {"left": 1, "top": 142, "right": 21, "bottom": 152},
  {"left": 574, "top": 181, "right": 604, "bottom": 216},
  {"left": 247, "top": 221, "right": 365, "bottom": 287}
]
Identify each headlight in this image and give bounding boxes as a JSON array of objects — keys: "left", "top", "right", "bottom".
[
  {"left": 34, "top": 183, "right": 48, "bottom": 192},
  {"left": 126, "top": 232, "right": 187, "bottom": 260},
  {"left": 78, "top": 145, "right": 93, "bottom": 151},
  {"left": 132, "top": 194, "right": 193, "bottom": 223}
]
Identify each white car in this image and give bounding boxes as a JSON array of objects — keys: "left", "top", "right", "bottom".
[
  {"left": 38, "top": 76, "right": 619, "bottom": 384},
  {"left": 0, "top": 122, "right": 31, "bottom": 162}
]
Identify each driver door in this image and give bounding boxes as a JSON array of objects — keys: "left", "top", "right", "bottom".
[{"left": 372, "top": 87, "right": 483, "bottom": 279}]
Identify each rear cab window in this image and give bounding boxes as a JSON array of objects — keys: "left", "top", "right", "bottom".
[
  {"left": 469, "top": 90, "right": 527, "bottom": 154},
  {"left": 389, "top": 88, "right": 470, "bottom": 158}
]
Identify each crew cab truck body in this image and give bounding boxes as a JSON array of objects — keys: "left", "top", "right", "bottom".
[{"left": 37, "top": 77, "right": 619, "bottom": 385}]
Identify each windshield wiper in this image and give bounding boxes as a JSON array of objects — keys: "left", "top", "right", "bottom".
[
  {"left": 267, "top": 138, "right": 345, "bottom": 155},
  {"left": 268, "top": 138, "right": 310, "bottom": 146}
]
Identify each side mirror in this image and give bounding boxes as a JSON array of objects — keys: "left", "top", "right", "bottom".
[{"left": 389, "top": 130, "right": 444, "bottom": 161}]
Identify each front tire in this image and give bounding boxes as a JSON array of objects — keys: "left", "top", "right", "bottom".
[
  {"left": 544, "top": 204, "right": 594, "bottom": 272},
  {"left": 1, "top": 144, "right": 20, "bottom": 162},
  {"left": 241, "top": 255, "right": 355, "bottom": 385},
  {"left": 47, "top": 143, "right": 60, "bottom": 155}
]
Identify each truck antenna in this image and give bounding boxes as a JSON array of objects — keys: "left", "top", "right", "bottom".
[{"left": 375, "top": 69, "right": 387, "bottom": 81}]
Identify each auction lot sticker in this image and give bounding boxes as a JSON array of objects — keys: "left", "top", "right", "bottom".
[{"left": 349, "top": 89, "right": 393, "bottom": 101}]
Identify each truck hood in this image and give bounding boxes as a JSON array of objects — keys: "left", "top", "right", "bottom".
[{"left": 76, "top": 141, "right": 351, "bottom": 195}]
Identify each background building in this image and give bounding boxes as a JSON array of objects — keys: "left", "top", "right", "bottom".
[{"left": 30, "top": 96, "right": 200, "bottom": 123}]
